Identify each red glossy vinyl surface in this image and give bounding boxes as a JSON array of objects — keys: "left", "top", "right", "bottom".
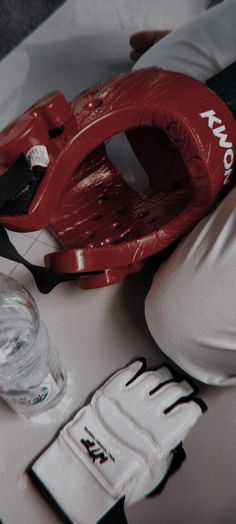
[{"left": 0, "top": 68, "right": 235, "bottom": 288}]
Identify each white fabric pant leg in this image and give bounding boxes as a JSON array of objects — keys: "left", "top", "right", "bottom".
[
  {"left": 136, "top": 0, "right": 236, "bottom": 386},
  {"left": 107, "top": 0, "right": 236, "bottom": 386},
  {"left": 145, "top": 187, "right": 236, "bottom": 386},
  {"left": 133, "top": 0, "right": 234, "bottom": 83}
]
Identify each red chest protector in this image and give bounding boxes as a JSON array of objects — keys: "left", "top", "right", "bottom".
[{"left": 0, "top": 67, "right": 235, "bottom": 290}]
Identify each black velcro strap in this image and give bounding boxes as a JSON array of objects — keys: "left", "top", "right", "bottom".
[
  {"left": 0, "top": 226, "right": 102, "bottom": 294},
  {"left": 206, "top": 61, "right": 236, "bottom": 118},
  {"left": 0, "top": 153, "right": 34, "bottom": 208}
]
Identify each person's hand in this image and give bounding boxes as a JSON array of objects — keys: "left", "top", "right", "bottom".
[{"left": 129, "top": 30, "right": 170, "bottom": 61}]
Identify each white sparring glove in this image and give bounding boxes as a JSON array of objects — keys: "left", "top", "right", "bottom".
[{"left": 29, "top": 360, "right": 206, "bottom": 524}]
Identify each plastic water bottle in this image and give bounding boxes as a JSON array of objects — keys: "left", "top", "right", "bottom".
[{"left": 0, "top": 273, "right": 66, "bottom": 415}]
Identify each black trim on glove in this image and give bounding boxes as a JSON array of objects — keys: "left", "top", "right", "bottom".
[
  {"left": 29, "top": 468, "right": 128, "bottom": 524},
  {"left": 28, "top": 469, "right": 73, "bottom": 524},
  {"left": 126, "top": 357, "right": 147, "bottom": 386},
  {"left": 146, "top": 442, "right": 186, "bottom": 497},
  {"left": 98, "top": 497, "right": 128, "bottom": 524}
]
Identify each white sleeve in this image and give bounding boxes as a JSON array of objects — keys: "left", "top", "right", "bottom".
[{"left": 133, "top": 0, "right": 235, "bottom": 82}]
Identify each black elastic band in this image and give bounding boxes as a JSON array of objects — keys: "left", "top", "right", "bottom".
[
  {"left": 0, "top": 153, "right": 33, "bottom": 207},
  {"left": 0, "top": 226, "right": 100, "bottom": 293}
]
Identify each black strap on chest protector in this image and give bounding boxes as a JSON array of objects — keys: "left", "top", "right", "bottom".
[{"left": 206, "top": 61, "right": 236, "bottom": 118}]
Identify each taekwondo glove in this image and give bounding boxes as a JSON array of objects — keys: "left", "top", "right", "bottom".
[{"left": 29, "top": 360, "right": 206, "bottom": 524}]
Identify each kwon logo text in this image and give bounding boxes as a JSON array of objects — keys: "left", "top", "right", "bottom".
[{"left": 199, "top": 109, "right": 234, "bottom": 185}]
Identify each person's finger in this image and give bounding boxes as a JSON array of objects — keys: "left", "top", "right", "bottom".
[
  {"left": 130, "top": 49, "right": 142, "bottom": 62},
  {"left": 130, "top": 30, "right": 170, "bottom": 52}
]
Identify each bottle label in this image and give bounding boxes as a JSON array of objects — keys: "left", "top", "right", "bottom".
[
  {"left": 26, "top": 145, "right": 50, "bottom": 169},
  {"left": 1, "top": 370, "right": 63, "bottom": 414}
]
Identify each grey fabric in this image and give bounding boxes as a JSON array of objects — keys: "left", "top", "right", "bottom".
[
  {"left": 209, "top": 0, "right": 223, "bottom": 5},
  {"left": 0, "top": 0, "right": 65, "bottom": 60}
]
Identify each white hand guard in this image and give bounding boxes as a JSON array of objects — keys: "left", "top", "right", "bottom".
[{"left": 29, "top": 360, "right": 206, "bottom": 524}]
